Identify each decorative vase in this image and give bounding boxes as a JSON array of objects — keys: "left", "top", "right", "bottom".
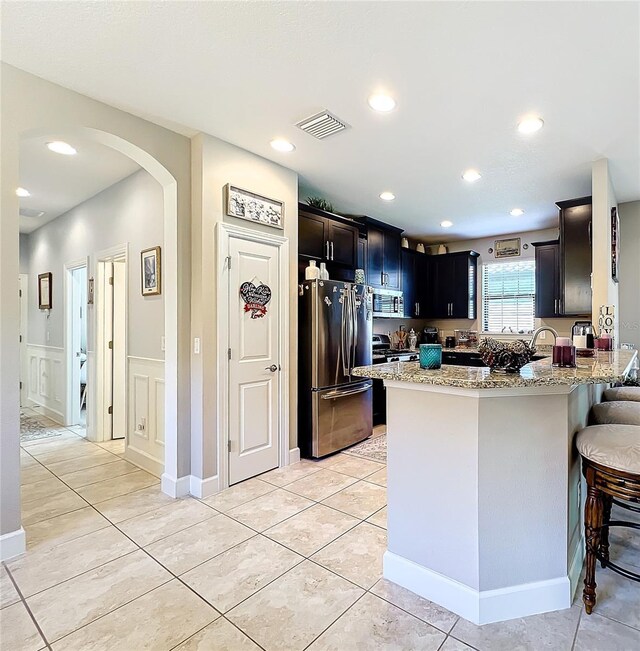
[
  {"left": 305, "top": 260, "right": 320, "bottom": 280},
  {"left": 319, "top": 262, "right": 329, "bottom": 280},
  {"left": 354, "top": 268, "right": 365, "bottom": 284},
  {"left": 420, "top": 344, "right": 442, "bottom": 369},
  {"left": 408, "top": 329, "right": 418, "bottom": 351}
]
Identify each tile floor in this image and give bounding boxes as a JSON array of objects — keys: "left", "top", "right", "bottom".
[{"left": 2, "top": 409, "right": 639, "bottom": 650}]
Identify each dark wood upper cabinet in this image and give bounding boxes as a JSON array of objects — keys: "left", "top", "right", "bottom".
[
  {"left": 366, "top": 225, "right": 385, "bottom": 288},
  {"left": 298, "top": 211, "right": 327, "bottom": 260},
  {"left": 327, "top": 221, "right": 358, "bottom": 267},
  {"left": 533, "top": 241, "right": 561, "bottom": 318},
  {"left": 558, "top": 197, "right": 592, "bottom": 316},
  {"left": 428, "top": 251, "right": 479, "bottom": 319},
  {"left": 352, "top": 217, "right": 403, "bottom": 290},
  {"left": 402, "top": 249, "right": 431, "bottom": 318}
]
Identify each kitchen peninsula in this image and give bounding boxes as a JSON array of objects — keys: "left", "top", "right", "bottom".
[{"left": 352, "top": 350, "right": 637, "bottom": 625}]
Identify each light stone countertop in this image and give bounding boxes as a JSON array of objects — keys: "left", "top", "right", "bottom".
[{"left": 353, "top": 350, "right": 637, "bottom": 389}]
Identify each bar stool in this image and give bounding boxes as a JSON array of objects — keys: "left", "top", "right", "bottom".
[
  {"left": 603, "top": 386, "right": 640, "bottom": 402},
  {"left": 576, "top": 424, "right": 640, "bottom": 614},
  {"left": 590, "top": 401, "right": 640, "bottom": 426}
]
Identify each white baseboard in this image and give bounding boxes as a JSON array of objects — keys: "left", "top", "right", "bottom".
[
  {"left": 0, "top": 527, "right": 26, "bottom": 561},
  {"left": 26, "top": 400, "right": 64, "bottom": 425},
  {"left": 568, "top": 539, "right": 585, "bottom": 602},
  {"left": 384, "top": 551, "right": 572, "bottom": 625},
  {"left": 125, "top": 446, "right": 163, "bottom": 478},
  {"left": 289, "top": 447, "right": 301, "bottom": 464},
  {"left": 161, "top": 473, "right": 191, "bottom": 498},
  {"left": 189, "top": 475, "right": 220, "bottom": 499}
]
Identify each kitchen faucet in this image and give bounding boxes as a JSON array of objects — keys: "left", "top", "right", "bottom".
[{"left": 530, "top": 326, "right": 559, "bottom": 348}]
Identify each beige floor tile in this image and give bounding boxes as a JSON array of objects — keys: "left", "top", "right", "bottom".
[
  {"left": 25, "top": 506, "right": 110, "bottom": 551},
  {"left": 574, "top": 611, "right": 640, "bottom": 650},
  {"left": 228, "top": 488, "right": 314, "bottom": 532},
  {"left": 308, "top": 592, "right": 445, "bottom": 651},
  {"left": 0, "top": 601, "right": 45, "bottom": 651},
  {"left": 326, "top": 455, "right": 385, "bottom": 479},
  {"left": 27, "top": 549, "right": 171, "bottom": 642},
  {"left": 25, "top": 437, "right": 95, "bottom": 460},
  {"left": 174, "top": 618, "right": 261, "bottom": 650},
  {"left": 228, "top": 560, "right": 363, "bottom": 651},
  {"left": 96, "top": 439, "right": 126, "bottom": 455},
  {"left": 182, "top": 535, "right": 303, "bottom": 613},
  {"left": 53, "top": 580, "right": 218, "bottom": 651},
  {"left": 145, "top": 513, "right": 254, "bottom": 575},
  {"left": 43, "top": 449, "right": 121, "bottom": 477},
  {"left": 93, "top": 484, "right": 174, "bottom": 523},
  {"left": 609, "top": 526, "right": 640, "bottom": 570},
  {"left": 21, "top": 430, "right": 80, "bottom": 449},
  {"left": 285, "top": 469, "right": 358, "bottom": 501},
  {"left": 365, "top": 466, "right": 387, "bottom": 487},
  {"left": 21, "top": 489, "right": 87, "bottom": 526},
  {"left": 440, "top": 637, "right": 476, "bottom": 651},
  {"left": 59, "top": 459, "right": 139, "bottom": 488},
  {"left": 75, "top": 469, "right": 159, "bottom": 503},
  {"left": 451, "top": 604, "right": 582, "bottom": 650},
  {"left": 20, "top": 450, "right": 38, "bottom": 467},
  {"left": 20, "top": 463, "right": 55, "bottom": 486},
  {"left": 260, "top": 460, "right": 323, "bottom": 487},
  {"left": 586, "top": 567, "right": 640, "bottom": 629},
  {"left": 0, "top": 566, "right": 20, "bottom": 609},
  {"left": 321, "top": 480, "right": 386, "bottom": 519},
  {"left": 366, "top": 506, "right": 387, "bottom": 529},
  {"left": 20, "top": 475, "right": 69, "bottom": 502},
  {"left": 117, "top": 498, "right": 217, "bottom": 547},
  {"left": 202, "top": 477, "right": 276, "bottom": 512},
  {"left": 8, "top": 525, "right": 136, "bottom": 597},
  {"left": 265, "top": 503, "right": 359, "bottom": 557},
  {"left": 371, "top": 578, "right": 459, "bottom": 633},
  {"left": 312, "top": 522, "right": 386, "bottom": 589}
]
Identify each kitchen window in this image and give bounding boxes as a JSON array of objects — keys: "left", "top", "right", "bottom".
[{"left": 482, "top": 260, "right": 535, "bottom": 334}]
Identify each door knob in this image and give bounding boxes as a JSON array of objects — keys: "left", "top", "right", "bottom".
[{"left": 265, "top": 364, "right": 278, "bottom": 372}]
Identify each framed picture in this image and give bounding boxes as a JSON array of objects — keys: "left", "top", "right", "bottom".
[
  {"left": 141, "top": 246, "right": 161, "bottom": 296},
  {"left": 494, "top": 237, "right": 521, "bottom": 259},
  {"left": 38, "top": 272, "right": 52, "bottom": 309},
  {"left": 225, "top": 184, "right": 284, "bottom": 229},
  {"left": 611, "top": 206, "right": 620, "bottom": 283}
]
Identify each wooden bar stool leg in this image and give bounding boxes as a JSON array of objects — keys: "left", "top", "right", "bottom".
[
  {"left": 600, "top": 494, "right": 612, "bottom": 568},
  {"left": 583, "top": 467, "right": 604, "bottom": 615}
]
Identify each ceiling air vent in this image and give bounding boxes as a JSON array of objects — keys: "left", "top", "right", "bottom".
[
  {"left": 296, "top": 110, "right": 349, "bottom": 140},
  {"left": 20, "top": 208, "right": 46, "bottom": 218}
]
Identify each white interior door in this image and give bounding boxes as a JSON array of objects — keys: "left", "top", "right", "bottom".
[
  {"left": 98, "top": 261, "right": 114, "bottom": 439},
  {"left": 69, "top": 266, "right": 85, "bottom": 425},
  {"left": 19, "top": 274, "right": 28, "bottom": 407},
  {"left": 228, "top": 236, "right": 281, "bottom": 485},
  {"left": 112, "top": 258, "right": 127, "bottom": 439}
]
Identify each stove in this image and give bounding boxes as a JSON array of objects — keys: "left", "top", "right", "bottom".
[{"left": 372, "top": 334, "right": 419, "bottom": 364}]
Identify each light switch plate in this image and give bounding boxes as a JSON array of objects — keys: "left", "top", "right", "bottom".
[{"left": 194, "top": 337, "right": 200, "bottom": 354}]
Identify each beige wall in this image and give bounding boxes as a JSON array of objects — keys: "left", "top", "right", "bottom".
[
  {"left": 619, "top": 200, "right": 640, "bottom": 349},
  {"left": 190, "top": 133, "right": 298, "bottom": 483},
  {"left": 1, "top": 64, "right": 191, "bottom": 549}
]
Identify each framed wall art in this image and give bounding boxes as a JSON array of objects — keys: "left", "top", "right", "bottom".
[
  {"left": 611, "top": 206, "right": 620, "bottom": 283},
  {"left": 38, "top": 272, "right": 52, "bottom": 309},
  {"left": 141, "top": 246, "right": 161, "bottom": 296},
  {"left": 494, "top": 237, "right": 521, "bottom": 259},
  {"left": 225, "top": 184, "right": 284, "bottom": 229}
]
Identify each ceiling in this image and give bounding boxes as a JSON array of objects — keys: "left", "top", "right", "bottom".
[
  {"left": 3, "top": 2, "right": 639, "bottom": 241},
  {"left": 18, "top": 136, "right": 139, "bottom": 233}
]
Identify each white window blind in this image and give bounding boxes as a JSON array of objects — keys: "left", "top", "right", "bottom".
[{"left": 482, "top": 260, "right": 535, "bottom": 333}]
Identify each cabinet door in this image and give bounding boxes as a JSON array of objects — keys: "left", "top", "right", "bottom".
[
  {"left": 415, "top": 254, "right": 431, "bottom": 317},
  {"left": 451, "top": 255, "right": 476, "bottom": 319},
  {"left": 429, "top": 256, "right": 450, "bottom": 318},
  {"left": 367, "top": 226, "right": 385, "bottom": 288},
  {"left": 299, "top": 212, "right": 327, "bottom": 260},
  {"left": 328, "top": 221, "right": 358, "bottom": 267},
  {"left": 401, "top": 249, "right": 417, "bottom": 317},
  {"left": 561, "top": 204, "right": 592, "bottom": 315},
  {"left": 535, "top": 244, "right": 560, "bottom": 318},
  {"left": 383, "top": 231, "right": 402, "bottom": 290}
]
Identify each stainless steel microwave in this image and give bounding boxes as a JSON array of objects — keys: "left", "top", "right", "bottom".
[{"left": 371, "top": 288, "right": 404, "bottom": 318}]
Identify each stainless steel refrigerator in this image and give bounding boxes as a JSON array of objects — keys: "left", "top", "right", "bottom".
[{"left": 298, "top": 279, "right": 373, "bottom": 458}]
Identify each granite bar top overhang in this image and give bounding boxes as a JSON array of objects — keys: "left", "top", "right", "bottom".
[{"left": 352, "top": 350, "right": 637, "bottom": 389}]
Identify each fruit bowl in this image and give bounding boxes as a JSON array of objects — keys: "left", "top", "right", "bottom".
[{"left": 478, "top": 338, "right": 537, "bottom": 373}]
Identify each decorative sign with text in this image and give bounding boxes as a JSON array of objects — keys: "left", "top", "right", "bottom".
[{"left": 240, "top": 281, "right": 272, "bottom": 319}]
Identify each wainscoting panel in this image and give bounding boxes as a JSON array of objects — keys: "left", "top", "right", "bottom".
[
  {"left": 126, "top": 356, "right": 165, "bottom": 477},
  {"left": 26, "top": 345, "right": 65, "bottom": 423}
]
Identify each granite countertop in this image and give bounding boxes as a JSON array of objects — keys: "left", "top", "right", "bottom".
[{"left": 353, "top": 350, "right": 637, "bottom": 389}]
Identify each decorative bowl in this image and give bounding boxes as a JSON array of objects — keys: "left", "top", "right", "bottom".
[{"left": 478, "top": 338, "right": 536, "bottom": 373}]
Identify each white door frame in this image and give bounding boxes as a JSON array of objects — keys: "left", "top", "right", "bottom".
[
  {"left": 18, "top": 274, "right": 28, "bottom": 408},
  {"left": 64, "top": 258, "right": 88, "bottom": 426},
  {"left": 94, "top": 243, "right": 128, "bottom": 443},
  {"left": 216, "top": 222, "right": 290, "bottom": 491}
]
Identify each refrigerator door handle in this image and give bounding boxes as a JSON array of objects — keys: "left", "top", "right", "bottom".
[
  {"left": 341, "top": 289, "right": 350, "bottom": 376},
  {"left": 321, "top": 382, "right": 373, "bottom": 400},
  {"left": 351, "top": 288, "right": 358, "bottom": 374}
]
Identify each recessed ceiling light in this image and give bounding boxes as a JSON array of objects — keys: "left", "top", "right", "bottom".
[
  {"left": 16, "top": 187, "right": 30, "bottom": 197},
  {"left": 441, "top": 220, "right": 453, "bottom": 228},
  {"left": 270, "top": 139, "right": 295, "bottom": 152},
  {"left": 379, "top": 191, "right": 395, "bottom": 201},
  {"left": 47, "top": 141, "right": 77, "bottom": 155},
  {"left": 517, "top": 116, "right": 544, "bottom": 135},
  {"left": 368, "top": 93, "right": 396, "bottom": 112},
  {"left": 462, "top": 169, "right": 481, "bottom": 183},
  {"left": 510, "top": 208, "right": 525, "bottom": 217}
]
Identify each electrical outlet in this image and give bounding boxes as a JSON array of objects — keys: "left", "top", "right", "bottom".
[
  {"left": 194, "top": 337, "right": 200, "bottom": 354},
  {"left": 539, "top": 331, "right": 546, "bottom": 340},
  {"left": 137, "top": 417, "right": 146, "bottom": 432}
]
